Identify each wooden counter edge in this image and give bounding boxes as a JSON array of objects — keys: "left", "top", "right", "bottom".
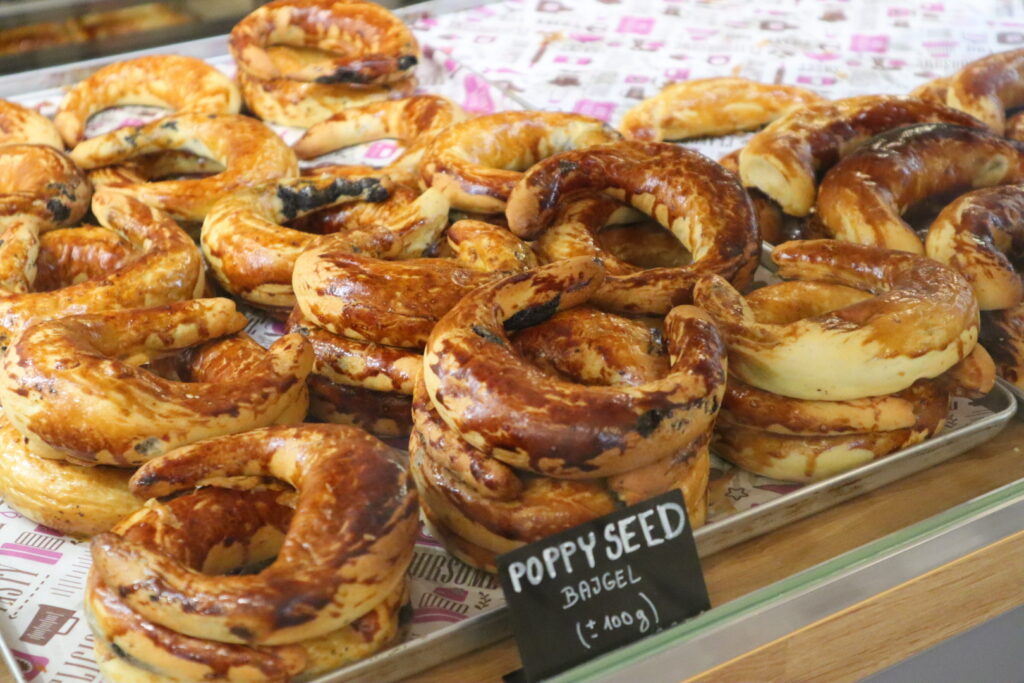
[{"left": 685, "top": 530, "right": 1024, "bottom": 682}]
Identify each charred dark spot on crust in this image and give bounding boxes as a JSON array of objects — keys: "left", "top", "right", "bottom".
[
  {"left": 472, "top": 324, "right": 504, "bottom": 345},
  {"left": 636, "top": 409, "right": 666, "bottom": 437},
  {"left": 133, "top": 437, "right": 161, "bottom": 456},
  {"left": 123, "top": 131, "right": 139, "bottom": 147},
  {"left": 134, "top": 471, "right": 158, "bottom": 488},
  {"left": 110, "top": 642, "right": 128, "bottom": 659},
  {"left": 46, "top": 199, "right": 69, "bottom": 222},
  {"left": 397, "top": 55, "right": 418, "bottom": 70},
  {"left": 277, "top": 177, "right": 386, "bottom": 220},
  {"left": 504, "top": 294, "right": 561, "bottom": 332},
  {"left": 557, "top": 159, "right": 579, "bottom": 175},
  {"left": 274, "top": 594, "right": 329, "bottom": 630},
  {"left": 160, "top": 120, "right": 178, "bottom": 130},
  {"left": 229, "top": 625, "right": 254, "bottom": 641}
]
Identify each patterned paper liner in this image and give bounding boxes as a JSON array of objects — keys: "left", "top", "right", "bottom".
[{"left": 0, "top": 1, "right": 1016, "bottom": 679}]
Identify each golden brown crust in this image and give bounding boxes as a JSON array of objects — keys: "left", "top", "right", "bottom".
[
  {"left": 230, "top": 0, "right": 419, "bottom": 86},
  {"left": 309, "top": 375, "right": 414, "bottom": 437},
  {"left": 423, "top": 258, "right": 727, "bottom": 478},
  {"left": 816, "top": 123, "right": 1024, "bottom": 253},
  {"left": 694, "top": 239, "right": 980, "bottom": 401},
  {"left": 946, "top": 48, "right": 1024, "bottom": 134},
  {"left": 924, "top": 184, "right": 1024, "bottom": 310},
  {"left": 620, "top": 77, "right": 823, "bottom": 141},
  {"left": 507, "top": 141, "right": 760, "bottom": 314},
  {"left": 0, "top": 99, "right": 63, "bottom": 148},
  {"left": 420, "top": 111, "right": 622, "bottom": 213},
  {"left": 238, "top": 67, "right": 417, "bottom": 128},
  {"left": 0, "top": 191, "right": 204, "bottom": 347},
  {"left": 909, "top": 76, "right": 950, "bottom": 104},
  {"left": 69, "top": 113, "right": 298, "bottom": 223},
  {"left": 0, "top": 298, "right": 313, "bottom": 466},
  {"left": 0, "top": 144, "right": 91, "bottom": 227},
  {"left": 55, "top": 55, "right": 241, "bottom": 147},
  {"left": 91, "top": 424, "right": 418, "bottom": 646},
  {"left": 718, "top": 149, "right": 785, "bottom": 244},
  {"left": 293, "top": 95, "right": 466, "bottom": 184},
  {"left": 738, "top": 95, "right": 986, "bottom": 216}
]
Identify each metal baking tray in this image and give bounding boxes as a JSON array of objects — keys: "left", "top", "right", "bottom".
[{"left": 0, "top": 5, "right": 1018, "bottom": 680}]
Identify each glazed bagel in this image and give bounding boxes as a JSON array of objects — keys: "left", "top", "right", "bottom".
[
  {"left": 816, "top": 123, "right": 1024, "bottom": 253},
  {"left": 201, "top": 174, "right": 392, "bottom": 313},
  {"left": 0, "top": 99, "right": 63, "bottom": 148},
  {"left": 620, "top": 77, "right": 823, "bottom": 141},
  {"left": 714, "top": 379, "right": 950, "bottom": 482},
  {"left": 287, "top": 307, "right": 419, "bottom": 394},
  {"left": 54, "top": 55, "right": 241, "bottom": 147},
  {"left": 293, "top": 95, "right": 466, "bottom": 184},
  {"left": 508, "top": 141, "right": 760, "bottom": 314},
  {"left": 924, "top": 184, "right": 1024, "bottom": 310},
  {"left": 0, "top": 143, "right": 91, "bottom": 227},
  {"left": 293, "top": 218, "right": 533, "bottom": 348},
  {"left": 88, "top": 483, "right": 407, "bottom": 682},
  {"left": 69, "top": 113, "right": 298, "bottom": 222},
  {"left": 0, "top": 298, "right": 313, "bottom": 466},
  {"left": 0, "top": 190, "right": 203, "bottom": 347},
  {"left": 423, "top": 257, "right": 727, "bottom": 478},
  {"left": 91, "top": 423, "right": 418, "bottom": 645},
  {"left": 230, "top": 0, "right": 419, "bottom": 86},
  {"left": 237, "top": 68, "right": 417, "bottom": 128},
  {"left": 420, "top": 111, "right": 622, "bottom": 213},
  {"left": 694, "top": 239, "right": 978, "bottom": 401},
  {"left": 738, "top": 95, "right": 986, "bottom": 216},
  {"left": 945, "top": 49, "right": 1024, "bottom": 134}
]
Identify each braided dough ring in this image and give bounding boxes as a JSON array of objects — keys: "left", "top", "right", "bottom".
[
  {"left": 424, "top": 258, "right": 726, "bottom": 478},
  {"left": 694, "top": 239, "right": 978, "bottom": 401},
  {"left": 69, "top": 113, "right": 298, "bottom": 222},
  {"left": 54, "top": 55, "right": 241, "bottom": 147},
  {"left": 294, "top": 95, "right": 466, "bottom": 184},
  {"left": 238, "top": 68, "right": 416, "bottom": 128},
  {"left": 620, "top": 77, "right": 823, "bottom": 141},
  {"left": 924, "top": 184, "right": 1024, "bottom": 310},
  {"left": 0, "top": 144, "right": 91, "bottom": 227},
  {"left": 88, "top": 483, "right": 407, "bottom": 681},
  {"left": 508, "top": 140, "right": 760, "bottom": 314},
  {"left": 0, "top": 298, "right": 313, "bottom": 466},
  {"left": 201, "top": 175, "right": 391, "bottom": 313},
  {"left": 738, "top": 95, "right": 986, "bottom": 216},
  {"left": 420, "top": 111, "right": 622, "bottom": 213},
  {"left": 91, "top": 423, "right": 418, "bottom": 646},
  {"left": 230, "top": 0, "right": 419, "bottom": 86},
  {"left": 0, "top": 190, "right": 203, "bottom": 347},
  {"left": 0, "top": 99, "right": 62, "bottom": 148},
  {"left": 816, "top": 123, "right": 1024, "bottom": 253},
  {"left": 945, "top": 48, "right": 1024, "bottom": 134}
]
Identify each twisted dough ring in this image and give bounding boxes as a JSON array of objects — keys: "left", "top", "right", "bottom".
[
  {"left": 201, "top": 174, "right": 394, "bottom": 314},
  {"left": 294, "top": 96, "right": 466, "bottom": 184},
  {"left": 924, "top": 184, "right": 1024, "bottom": 310},
  {"left": 420, "top": 111, "right": 622, "bottom": 213},
  {"left": 88, "top": 486, "right": 407, "bottom": 682},
  {"left": 238, "top": 68, "right": 417, "bottom": 128},
  {"left": 620, "top": 77, "right": 823, "bottom": 141},
  {"left": 69, "top": 113, "right": 298, "bottom": 222},
  {"left": 694, "top": 240, "right": 978, "bottom": 401},
  {"left": 0, "top": 99, "right": 63, "bottom": 148},
  {"left": 424, "top": 257, "right": 727, "bottom": 478},
  {"left": 293, "top": 218, "right": 535, "bottom": 348},
  {"left": 0, "top": 334, "right": 307, "bottom": 537},
  {"left": 738, "top": 95, "right": 986, "bottom": 216},
  {"left": 0, "top": 298, "right": 313, "bottom": 466},
  {"left": 816, "top": 123, "right": 1024, "bottom": 253},
  {"left": 230, "top": 0, "right": 419, "bottom": 86},
  {"left": 413, "top": 306, "right": 710, "bottom": 570},
  {"left": 0, "top": 190, "right": 203, "bottom": 348},
  {"left": 91, "top": 423, "right": 418, "bottom": 646},
  {"left": 508, "top": 140, "right": 760, "bottom": 314},
  {"left": 54, "top": 55, "right": 241, "bottom": 147},
  {"left": 944, "top": 48, "right": 1024, "bottom": 134}
]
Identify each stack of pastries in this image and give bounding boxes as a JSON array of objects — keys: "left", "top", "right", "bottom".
[{"left": 0, "top": 0, "right": 1020, "bottom": 676}]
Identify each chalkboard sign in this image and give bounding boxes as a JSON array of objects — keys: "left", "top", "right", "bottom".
[{"left": 497, "top": 490, "right": 710, "bottom": 682}]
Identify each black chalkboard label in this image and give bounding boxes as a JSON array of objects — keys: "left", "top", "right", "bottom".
[{"left": 497, "top": 490, "right": 710, "bottom": 682}]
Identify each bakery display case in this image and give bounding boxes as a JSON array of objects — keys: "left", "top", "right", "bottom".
[{"left": 0, "top": 0, "right": 1021, "bottom": 681}]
